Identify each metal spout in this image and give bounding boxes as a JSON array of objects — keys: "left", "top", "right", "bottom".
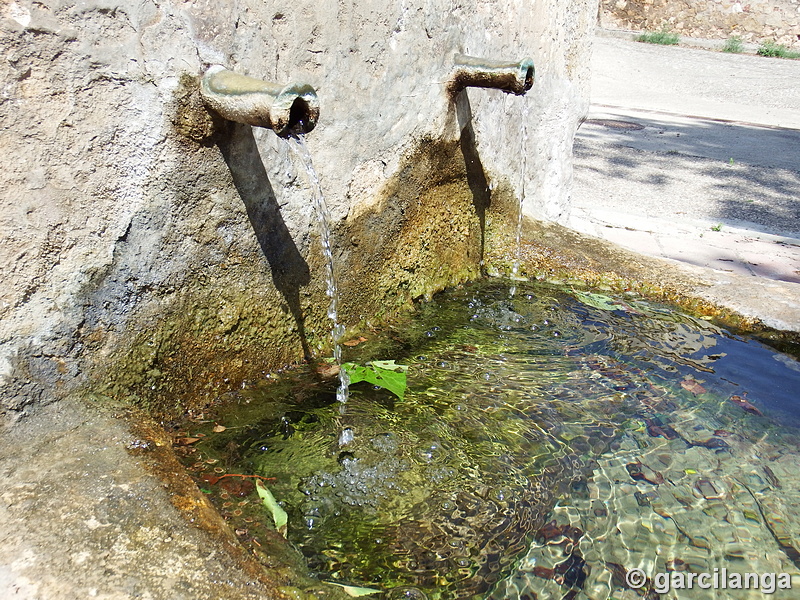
[
  {"left": 200, "top": 65, "right": 320, "bottom": 137},
  {"left": 447, "top": 54, "right": 535, "bottom": 96}
]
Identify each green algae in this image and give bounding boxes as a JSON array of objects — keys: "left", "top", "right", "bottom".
[{"left": 94, "top": 137, "right": 485, "bottom": 420}]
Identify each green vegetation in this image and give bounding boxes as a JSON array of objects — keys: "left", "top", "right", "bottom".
[
  {"left": 256, "top": 479, "right": 288, "bottom": 537},
  {"left": 721, "top": 36, "right": 744, "bottom": 53},
  {"left": 341, "top": 360, "right": 408, "bottom": 399},
  {"left": 711, "top": 223, "right": 723, "bottom": 232},
  {"left": 636, "top": 29, "right": 680, "bottom": 46},
  {"left": 757, "top": 41, "right": 800, "bottom": 59}
]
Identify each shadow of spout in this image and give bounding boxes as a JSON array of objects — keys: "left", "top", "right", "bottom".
[
  {"left": 456, "top": 93, "right": 491, "bottom": 274},
  {"left": 218, "top": 123, "right": 312, "bottom": 360}
]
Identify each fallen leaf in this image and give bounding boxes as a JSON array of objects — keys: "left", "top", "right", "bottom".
[
  {"left": 680, "top": 378, "right": 707, "bottom": 395},
  {"left": 341, "top": 360, "right": 408, "bottom": 400},
  {"left": 342, "top": 336, "right": 368, "bottom": 347},
  {"left": 256, "top": 479, "right": 288, "bottom": 537},
  {"left": 219, "top": 478, "right": 254, "bottom": 497},
  {"left": 324, "top": 582, "right": 382, "bottom": 597},
  {"left": 174, "top": 437, "right": 200, "bottom": 446},
  {"left": 212, "top": 424, "right": 227, "bottom": 433},
  {"left": 574, "top": 290, "right": 620, "bottom": 311},
  {"left": 730, "top": 395, "right": 763, "bottom": 416}
]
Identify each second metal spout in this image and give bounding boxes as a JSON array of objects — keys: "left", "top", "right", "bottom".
[
  {"left": 447, "top": 54, "right": 535, "bottom": 97},
  {"left": 200, "top": 65, "right": 320, "bottom": 137}
]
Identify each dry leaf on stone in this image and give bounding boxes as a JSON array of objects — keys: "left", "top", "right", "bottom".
[{"left": 174, "top": 437, "right": 200, "bottom": 446}]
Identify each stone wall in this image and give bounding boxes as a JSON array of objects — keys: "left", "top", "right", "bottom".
[
  {"left": 0, "top": 0, "right": 598, "bottom": 419},
  {"left": 600, "top": 0, "right": 800, "bottom": 48}
]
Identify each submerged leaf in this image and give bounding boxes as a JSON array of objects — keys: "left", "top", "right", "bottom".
[
  {"left": 324, "top": 582, "right": 382, "bottom": 597},
  {"left": 573, "top": 291, "right": 620, "bottom": 312},
  {"left": 680, "top": 378, "right": 707, "bottom": 396},
  {"left": 342, "top": 360, "right": 408, "bottom": 400},
  {"left": 730, "top": 394, "right": 763, "bottom": 416},
  {"left": 256, "top": 479, "right": 288, "bottom": 537}
]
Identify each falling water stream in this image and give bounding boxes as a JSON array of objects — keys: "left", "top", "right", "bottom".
[
  {"left": 509, "top": 96, "right": 530, "bottom": 298},
  {"left": 285, "top": 135, "right": 350, "bottom": 407}
]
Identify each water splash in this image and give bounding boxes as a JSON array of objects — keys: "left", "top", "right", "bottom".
[
  {"left": 285, "top": 135, "right": 350, "bottom": 406},
  {"left": 509, "top": 96, "right": 530, "bottom": 297}
]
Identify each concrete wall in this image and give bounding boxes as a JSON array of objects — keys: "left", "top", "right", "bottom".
[
  {"left": 0, "top": 0, "right": 597, "bottom": 419},
  {"left": 600, "top": 0, "right": 800, "bottom": 48}
]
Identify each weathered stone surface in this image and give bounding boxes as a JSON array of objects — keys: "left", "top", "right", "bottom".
[
  {"left": 0, "top": 1, "right": 598, "bottom": 593},
  {"left": 599, "top": 0, "right": 800, "bottom": 48},
  {"left": 0, "top": 396, "right": 348, "bottom": 600},
  {"left": 0, "top": 0, "right": 597, "bottom": 419}
]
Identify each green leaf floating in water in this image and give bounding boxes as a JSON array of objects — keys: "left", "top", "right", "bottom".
[
  {"left": 574, "top": 290, "right": 620, "bottom": 312},
  {"left": 324, "top": 582, "right": 382, "bottom": 597},
  {"left": 256, "top": 479, "right": 287, "bottom": 537},
  {"left": 341, "top": 360, "right": 408, "bottom": 400}
]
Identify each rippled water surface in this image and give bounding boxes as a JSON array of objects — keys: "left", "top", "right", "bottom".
[{"left": 176, "top": 280, "right": 800, "bottom": 600}]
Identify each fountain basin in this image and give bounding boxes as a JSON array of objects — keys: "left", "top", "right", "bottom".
[{"left": 175, "top": 279, "right": 800, "bottom": 599}]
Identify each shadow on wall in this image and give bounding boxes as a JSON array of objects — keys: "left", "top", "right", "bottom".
[
  {"left": 455, "top": 92, "right": 491, "bottom": 270},
  {"left": 217, "top": 124, "right": 312, "bottom": 360}
]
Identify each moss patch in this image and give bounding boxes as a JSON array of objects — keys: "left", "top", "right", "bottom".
[
  {"left": 337, "top": 136, "right": 484, "bottom": 328},
  {"left": 95, "top": 136, "right": 487, "bottom": 419}
]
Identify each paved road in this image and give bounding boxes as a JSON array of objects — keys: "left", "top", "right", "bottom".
[
  {"left": 590, "top": 34, "right": 800, "bottom": 129},
  {"left": 569, "top": 34, "right": 800, "bottom": 331}
]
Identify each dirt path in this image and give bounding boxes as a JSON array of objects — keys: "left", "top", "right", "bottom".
[{"left": 570, "top": 33, "right": 800, "bottom": 332}]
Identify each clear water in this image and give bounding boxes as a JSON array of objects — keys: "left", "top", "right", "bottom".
[
  {"left": 176, "top": 280, "right": 800, "bottom": 600},
  {"left": 285, "top": 135, "right": 350, "bottom": 405}
]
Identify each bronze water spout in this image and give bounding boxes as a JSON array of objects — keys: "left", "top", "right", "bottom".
[
  {"left": 200, "top": 65, "right": 320, "bottom": 137},
  {"left": 447, "top": 54, "right": 535, "bottom": 97}
]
